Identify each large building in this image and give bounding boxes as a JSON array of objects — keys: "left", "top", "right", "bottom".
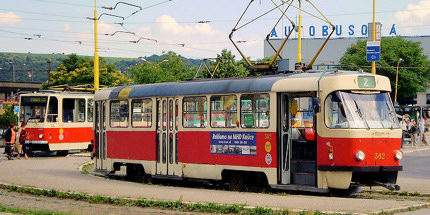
[{"left": 264, "top": 36, "right": 430, "bottom": 71}]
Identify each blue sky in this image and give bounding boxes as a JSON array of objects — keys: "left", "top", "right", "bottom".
[{"left": 1, "top": 0, "right": 429, "bottom": 60}]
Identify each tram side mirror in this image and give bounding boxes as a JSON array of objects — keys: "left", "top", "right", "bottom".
[{"left": 313, "top": 97, "right": 321, "bottom": 113}]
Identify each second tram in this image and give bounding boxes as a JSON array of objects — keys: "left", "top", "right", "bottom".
[
  {"left": 19, "top": 91, "right": 93, "bottom": 154},
  {"left": 93, "top": 70, "right": 403, "bottom": 193}
]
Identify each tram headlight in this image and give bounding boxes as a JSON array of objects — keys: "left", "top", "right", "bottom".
[
  {"left": 395, "top": 150, "right": 403, "bottom": 160},
  {"left": 39, "top": 134, "right": 43, "bottom": 139},
  {"left": 355, "top": 151, "right": 365, "bottom": 161}
]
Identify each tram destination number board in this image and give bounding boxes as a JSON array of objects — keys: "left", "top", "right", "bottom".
[{"left": 358, "top": 76, "right": 376, "bottom": 88}]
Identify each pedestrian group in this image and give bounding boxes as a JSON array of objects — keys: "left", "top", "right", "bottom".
[
  {"left": 4, "top": 121, "right": 30, "bottom": 160},
  {"left": 401, "top": 115, "right": 429, "bottom": 148}
]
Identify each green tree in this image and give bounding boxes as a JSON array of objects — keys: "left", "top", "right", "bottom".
[
  {"left": 130, "top": 51, "right": 195, "bottom": 84},
  {"left": 42, "top": 54, "right": 131, "bottom": 89},
  {"left": 340, "top": 37, "right": 430, "bottom": 104},
  {"left": 0, "top": 107, "right": 18, "bottom": 135},
  {"left": 199, "top": 49, "right": 249, "bottom": 79}
]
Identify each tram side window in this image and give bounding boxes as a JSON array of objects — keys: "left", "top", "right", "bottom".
[
  {"left": 87, "top": 99, "right": 94, "bottom": 122},
  {"left": 110, "top": 100, "right": 129, "bottom": 128},
  {"left": 210, "top": 95, "right": 237, "bottom": 128},
  {"left": 183, "top": 96, "right": 207, "bottom": 128},
  {"left": 77, "top": 99, "right": 85, "bottom": 122},
  {"left": 290, "top": 97, "right": 314, "bottom": 142},
  {"left": 325, "top": 93, "right": 348, "bottom": 128},
  {"left": 291, "top": 97, "right": 313, "bottom": 128},
  {"left": 132, "top": 99, "right": 152, "bottom": 128},
  {"left": 240, "top": 94, "right": 270, "bottom": 128},
  {"left": 47, "top": 97, "right": 58, "bottom": 122},
  {"left": 62, "top": 98, "right": 85, "bottom": 123}
]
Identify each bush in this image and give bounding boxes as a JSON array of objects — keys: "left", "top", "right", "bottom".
[{"left": 0, "top": 106, "right": 18, "bottom": 136}]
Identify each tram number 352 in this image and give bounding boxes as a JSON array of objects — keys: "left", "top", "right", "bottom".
[{"left": 374, "top": 153, "right": 386, "bottom": 160}]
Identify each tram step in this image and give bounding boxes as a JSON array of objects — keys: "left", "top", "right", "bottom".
[
  {"left": 290, "top": 159, "right": 316, "bottom": 173},
  {"left": 291, "top": 172, "right": 316, "bottom": 186}
]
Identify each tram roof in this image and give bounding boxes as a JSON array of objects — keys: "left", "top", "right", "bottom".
[
  {"left": 95, "top": 70, "right": 383, "bottom": 100},
  {"left": 21, "top": 90, "right": 93, "bottom": 96}
]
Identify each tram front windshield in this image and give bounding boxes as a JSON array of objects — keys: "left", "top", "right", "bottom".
[
  {"left": 325, "top": 91, "right": 399, "bottom": 129},
  {"left": 20, "top": 96, "right": 48, "bottom": 123}
]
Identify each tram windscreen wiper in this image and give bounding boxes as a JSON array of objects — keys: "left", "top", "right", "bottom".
[{"left": 354, "top": 100, "right": 370, "bottom": 129}]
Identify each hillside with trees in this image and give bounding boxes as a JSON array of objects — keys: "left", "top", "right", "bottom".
[{"left": 0, "top": 52, "right": 201, "bottom": 83}]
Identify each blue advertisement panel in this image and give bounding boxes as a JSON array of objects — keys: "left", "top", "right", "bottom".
[{"left": 210, "top": 131, "right": 257, "bottom": 156}]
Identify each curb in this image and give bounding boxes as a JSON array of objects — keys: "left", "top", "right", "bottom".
[{"left": 402, "top": 146, "right": 430, "bottom": 154}]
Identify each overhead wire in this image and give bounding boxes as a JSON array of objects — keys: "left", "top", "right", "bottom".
[{"left": 2, "top": 0, "right": 430, "bottom": 59}]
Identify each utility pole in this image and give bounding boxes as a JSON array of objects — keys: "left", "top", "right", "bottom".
[
  {"left": 371, "top": 0, "right": 376, "bottom": 74},
  {"left": 47, "top": 59, "right": 51, "bottom": 83},
  {"left": 94, "top": 0, "right": 100, "bottom": 92},
  {"left": 296, "top": 0, "right": 303, "bottom": 70}
]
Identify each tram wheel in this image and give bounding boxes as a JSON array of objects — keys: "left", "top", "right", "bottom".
[
  {"left": 126, "top": 164, "right": 145, "bottom": 182},
  {"left": 229, "top": 173, "right": 245, "bottom": 192}
]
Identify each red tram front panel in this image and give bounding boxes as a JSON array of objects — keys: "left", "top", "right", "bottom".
[
  {"left": 317, "top": 135, "right": 402, "bottom": 167},
  {"left": 26, "top": 127, "right": 92, "bottom": 144}
]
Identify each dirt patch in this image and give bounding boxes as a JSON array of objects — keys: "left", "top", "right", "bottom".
[{"left": 0, "top": 188, "right": 195, "bottom": 215}]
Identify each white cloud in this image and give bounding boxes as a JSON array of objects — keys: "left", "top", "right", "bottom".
[
  {"left": 62, "top": 24, "right": 71, "bottom": 32},
  {"left": 0, "top": 12, "right": 22, "bottom": 24},
  {"left": 97, "top": 21, "right": 118, "bottom": 35},
  {"left": 394, "top": 0, "right": 430, "bottom": 34},
  {"left": 155, "top": 15, "right": 224, "bottom": 38},
  {"left": 149, "top": 15, "right": 230, "bottom": 57}
]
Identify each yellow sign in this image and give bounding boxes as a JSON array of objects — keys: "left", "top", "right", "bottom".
[
  {"left": 59, "top": 128, "right": 64, "bottom": 134},
  {"left": 265, "top": 141, "right": 271, "bottom": 152}
]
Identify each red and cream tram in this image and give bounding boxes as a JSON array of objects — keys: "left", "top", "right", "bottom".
[
  {"left": 93, "top": 70, "right": 402, "bottom": 193},
  {"left": 19, "top": 91, "right": 93, "bottom": 154}
]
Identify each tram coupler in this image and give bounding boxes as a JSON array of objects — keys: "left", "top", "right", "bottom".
[{"left": 371, "top": 181, "right": 401, "bottom": 191}]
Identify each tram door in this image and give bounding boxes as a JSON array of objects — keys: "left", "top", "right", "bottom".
[
  {"left": 278, "top": 93, "right": 292, "bottom": 184},
  {"left": 95, "top": 101, "right": 107, "bottom": 170},
  {"left": 156, "top": 98, "right": 178, "bottom": 175}
]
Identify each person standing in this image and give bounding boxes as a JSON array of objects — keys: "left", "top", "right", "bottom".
[
  {"left": 4, "top": 123, "right": 17, "bottom": 160},
  {"left": 400, "top": 119, "right": 407, "bottom": 148},
  {"left": 410, "top": 120, "right": 419, "bottom": 148},
  {"left": 17, "top": 121, "right": 30, "bottom": 160},
  {"left": 421, "top": 117, "right": 429, "bottom": 146}
]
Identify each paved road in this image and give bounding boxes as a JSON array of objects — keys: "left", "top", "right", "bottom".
[{"left": 0, "top": 146, "right": 430, "bottom": 214}]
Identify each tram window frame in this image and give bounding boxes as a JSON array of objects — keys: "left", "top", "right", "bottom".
[
  {"left": 110, "top": 100, "right": 129, "bottom": 128},
  {"left": 240, "top": 93, "right": 270, "bottom": 129},
  {"left": 87, "top": 99, "right": 94, "bottom": 122},
  {"left": 324, "top": 93, "right": 348, "bottom": 129},
  {"left": 62, "top": 98, "right": 85, "bottom": 123},
  {"left": 169, "top": 99, "right": 173, "bottom": 131},
  {"left": 291, "top": 97, "right": 314, "bottom": 129},
  {"left": 131, "top": 99, "right": 153, "bottom": 128},
  {"left": 210, "top": 95, "right": 237, "bottom": 128},
  {"left": 162, "top": 100, "right": 167, "bottom": 131},
  {"left": 47, "top": 96, "right": 58, "bottom": 122},
  {"left": 183, "top": 96, "right": 207, "bottom": 128},
  {"left": 175, "top": 99, "right": 178, "bottom": 131}
]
